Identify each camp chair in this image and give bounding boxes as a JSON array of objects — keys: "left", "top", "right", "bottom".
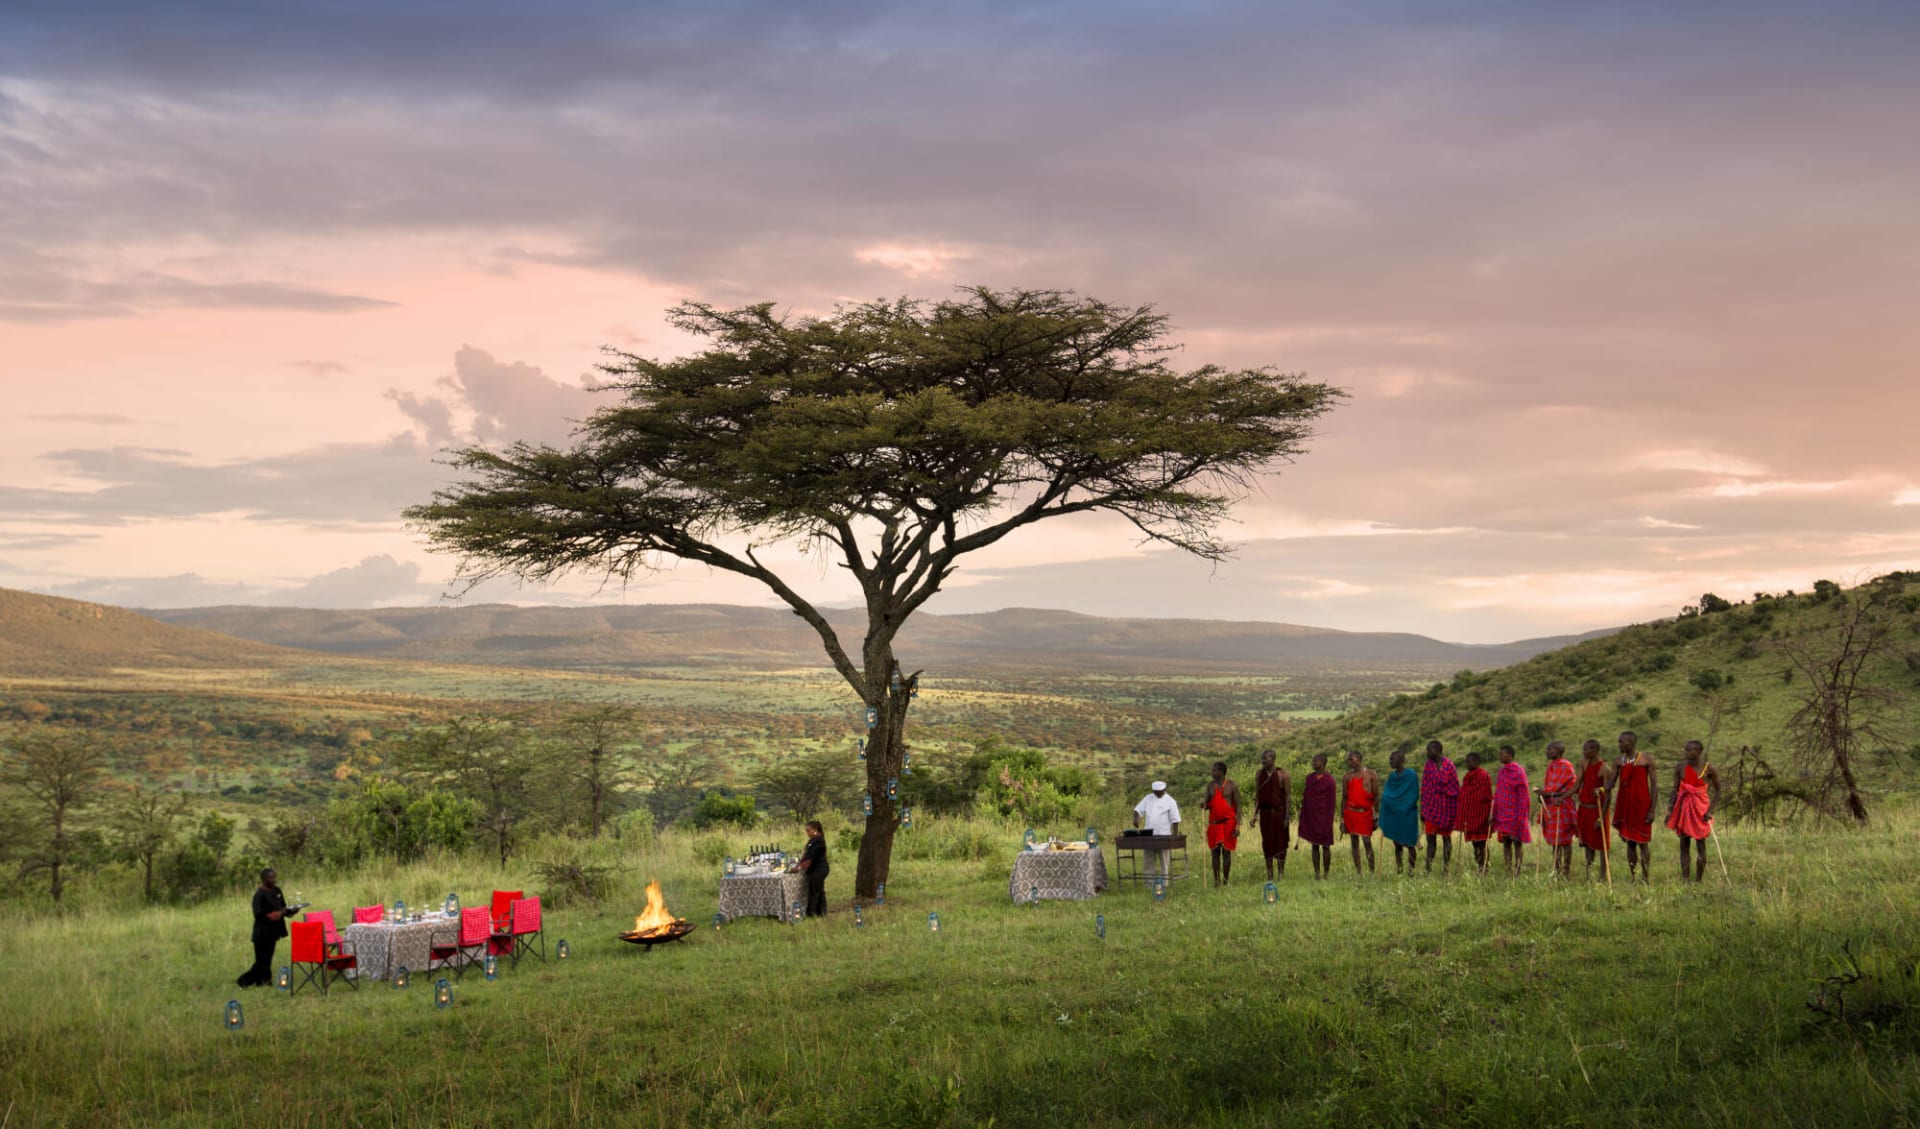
[
  {"left": 488, "top": 889, "right": 524, "bottom": 932},
  {"left": 503, "top": 896, "right": 545, "bottom": 965},
  {"left": 306, "top": 908, "right": 344, "bottom": 947},
  {"left": 429, "top": 906, "right": 492, "bottom": 981},
  {"left": 289, "top": 920, "right": 358, "bottom": 995},
  {"left": 351, "top": 904, "right": 383, "bottom": 924}
]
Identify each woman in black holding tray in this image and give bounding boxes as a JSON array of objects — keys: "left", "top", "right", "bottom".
[{"left": 797, "top": 820, "right": 830, "bottom": 918}]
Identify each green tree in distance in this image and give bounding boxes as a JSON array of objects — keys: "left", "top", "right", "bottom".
[
  {"left": 407, "top": 287, "right": 1344, "bottom": 895},
  {"left": 3, "top": 729, "right": 108, "bottom": 903}
]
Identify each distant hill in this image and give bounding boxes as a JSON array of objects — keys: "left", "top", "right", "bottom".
[
  {"left": 0, "top": 588, "right": 298, "bottom": 676},
  {"left": 1269, "top": 574, "right": 1920, "bottom": 780},
  {"left": 139, "top": 601, "right": 1613, "bottom": 674}
]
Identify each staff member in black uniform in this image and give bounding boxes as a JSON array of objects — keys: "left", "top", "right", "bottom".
[
  {"left": 236, "top": 867, "right": 290, "bottom": 987},
  {"left": 797, "top": 820, "right": 829, "bottom": 918}
]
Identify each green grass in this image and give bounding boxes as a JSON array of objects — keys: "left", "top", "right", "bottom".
[{"left": 4, "top": 804, "right": 1917, "bottom": 1128}]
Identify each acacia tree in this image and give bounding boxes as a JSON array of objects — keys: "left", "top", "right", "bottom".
[
  {"left": 1776, "top": 580, "right": 1909, "bottom": 824},
  {"left": 3, "top": 729, "right": 108, "bottom": 903},
  {"left": 408, "top": 287, "right": 1343, "bottom": 896}
]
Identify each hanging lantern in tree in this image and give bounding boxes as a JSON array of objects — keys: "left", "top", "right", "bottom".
[
  {"left": 900, "top": 807, "right": 914, "bottom": 829},
  {"left": 393, "top": 966, "right": 411, "bottom": 989},
  {"left": 891, "top": 668, "right": 902, "bottom": 692},
  {"left": 556, "top": 940, "right": 570, "bottom": 961},
  {"left": 875, "top": 882, "right": 886, "bottom": 905},
  {"left": 224, "top": 1000, "right": 244, "bottom": 1032},
  {"left": 865, "top": 706, "right": 877, "bottom": 729},
  {"left": 434, "top": 979, "right": 453, "bottom": 1009},
  {"left": 887, "top": 777, "right": 899, "bottom": 800},
  {"left": 856, "top": 738, "right": 866, "bottom": 761},
  {"left": 864, "top": 793, "right": 874, "bottom": 816}
]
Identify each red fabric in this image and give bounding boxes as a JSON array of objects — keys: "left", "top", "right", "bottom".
[
  {"left": 1493, "top": 762, "right": 1532, "bottom": 843},
  {"left": 1342, "top": 774, "right": 1376, "bottom": 835},
  {"left": 306, "top": 909, "right": 342, "bottom": 946},
  {"left": 1613, "top": 760, "right": 1654, "bottom": 844},
  {"left": 1666, "top": 763, "right": 1713, "bottom": 839},
  {"left": 1422, "top": 820, "right": 1444, "bottom": 836},
  {"left": 1576, "top": 760, "right": 1609, "bottom": 851},
  {"left": 351, "top": 905, "right": 383, "bottom": 925},
  {"left": 1205, "top": 784, "right": 1238, "bottom": 850},
  {"left": 290, "top": 920, "right": 327, "bottom": 965},
  {"left": 489, "top": 889, "right": 524, "bottom": 930},
  {"left": 1458, "top": 767, "right": 1492, "bottom": 841},
  {"left": 1540, "top": 757, "right": 1577, "bottom": 846}
]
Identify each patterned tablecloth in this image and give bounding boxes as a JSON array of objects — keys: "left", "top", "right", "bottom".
[
  {"left": 343, "top": 918, "right": 463, "bottom": 981},
  {"left": 1009, "top": 848, "right": 1109, "bottom": 904},
  {"left": 718, "top": 871, "right": 808, "bottom": 922}
]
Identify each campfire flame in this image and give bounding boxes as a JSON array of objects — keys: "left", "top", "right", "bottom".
[{"left": 630, "top": 879, "right": 681, "bottom": 936}]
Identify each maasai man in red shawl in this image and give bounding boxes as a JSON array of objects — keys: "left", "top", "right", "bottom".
[
  {"left": 1341, "top": 751, "right": 1380, "bottom": 876},
  {"left": 1457, "top": 752, "right": 1494, "bottom": 874},
  {"left": 1253, "top": 749, "right": 1291, "bottom": 880},
  {"left": 1575, "top": 739, "right": 1610, "bottom": 878},
  {"left": 1418, "top": 740, "right": 1461, "bottom": 875},
  {"left": 1297, "top": 753, "right": 1337, "bottom": 880},
  {"left": 1607, "top": 731, "right": 1658, "bottom": 882},
  {"left": 1491, "top": 745, "right": 1532, "bottom": 876},
  {"left": 1665, "top": 740, "right": 1720, "bottom": 882},
  {"left": 1537, "top": 742, "right": 1578, "bottom": 878},
  {"left": 1201, "top": 760, "right": 1242, "bottom": 887}
]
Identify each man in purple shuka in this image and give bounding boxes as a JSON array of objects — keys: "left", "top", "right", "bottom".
[{"left": 1419, "top": 740, "right": 1461, "bottom": 875}]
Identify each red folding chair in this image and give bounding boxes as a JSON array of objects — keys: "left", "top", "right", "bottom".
[
  {"left": 290, "top": 920, "right": 358, "bottom": 995},
  {"left": 504, "top": 896, "right": 545, "bottom": 965},
  {"left": 306, "top": 909, "right": 344, "bottom": 947},
  {"left": 351, "top": 904, "right": 383, "bottom": 924},
  {"left": 428, "top": 906, "right": 492, "bottom": 981},
  {"left": 488, "top": 889, "right": 523, "bottom": 932}
]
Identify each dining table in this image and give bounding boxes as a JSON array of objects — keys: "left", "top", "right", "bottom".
[
  {"left": 341, "top": 915, "right": 466, "bottom": 981},
  {"left": 717, "top": 868, "right": 809, "bottom": 922}
]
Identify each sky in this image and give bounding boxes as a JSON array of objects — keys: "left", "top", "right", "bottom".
[{"left": 2, "top": 0, "right": 1917, "bottom": 643}]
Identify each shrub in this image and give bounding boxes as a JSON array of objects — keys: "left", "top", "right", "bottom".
[{"left": 687, "top": 792, "right": 758, "bottom": 830}]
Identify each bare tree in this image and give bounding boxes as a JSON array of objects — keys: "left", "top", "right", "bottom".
[
  {"left": 549, "top": 705, "right": 636, "bottom": 837},
  {"left": 1775, "top": 581, "right": 1910, "bottom": 824},
  {"left": 110, "top": 784, "right": 191, "bottom": 903},
  {"left": 3, "top": 730, "right": 109, "bottom": 902}
]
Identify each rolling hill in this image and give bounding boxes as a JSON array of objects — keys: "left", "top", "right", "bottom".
[
  {"left": 0, "top": 587, "right": 301, "bottom": 676},
  {"left": 138, "top": 601, "right": 1612, "bottom": 674}
]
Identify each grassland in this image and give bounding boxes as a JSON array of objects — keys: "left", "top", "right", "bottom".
[{"left": 2, "top": 798, "right": 1916, "bottom": 1127}]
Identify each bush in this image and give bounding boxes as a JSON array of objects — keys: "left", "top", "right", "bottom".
[{"left": 687, "top": 792, "right": 758, "bottom": 830}]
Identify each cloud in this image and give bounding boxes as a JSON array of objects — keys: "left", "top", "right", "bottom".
[
  {"left": 22, "top": 412, "right": 134, "bottom": 425},
  {"left": 285, "top": 554, "right": 435, "bottom": 607},
  {"left": 0, "top": 243, "right": 396, "bottom": 322},
  {"left": 288, "top": 359, "right": 349, "bottom": 378}
]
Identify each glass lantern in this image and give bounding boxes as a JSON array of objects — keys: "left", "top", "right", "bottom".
[
  {"left": 875, "top": 882, "right": 886, "bottom": 905},
  {"left": 1153, "top": 878, "right": 1167, "bottom": 902},
  {"left": 864, "top": 707, "right": 877, "bottom": 729},
  {"left": 1029, "top": 884, "right": 1040, "bottom": 905},
  {"left": 713, "top": 913, "right": 726, "bottom": 931},
  {"left": 887, "top": 777, "right": 899, "bottom": 800},
  {"left": 393, "top": 966, "right": 410, "bottom": 989},
  {"left": 791, "top": 899, "right": 805, "bottom": 923},
  {"left": 225, "top": 999, "right": 244, "bottom": 1031},
  {"left": 1264, "top": 882, "right": 1278, "bottom": 905},
  {"left": 393, "top": 898, "right": 407, "bottom": 920},
  {"left": 856, "top": 738, "right": 866, "bottom": 761},
  {"left": 891, "top": 669, "right": 902, "bottom": 692},
  {"left": 1095, "top": 913, "right": 1106, "bottom": 939},
  {"left": 1023, "top": 828, "right": 1036, "bottom": 846},
  {"left": 900, "top": 807, "right": 913, "bottom": 829},
  {"left": 1086, "top": 826, "right": 1100, "bottom": 847},
  {"left": 434, "top": 979, "right": 452, "bottom": 1009},
  {"left": 927, "top": 912, "right": 940, "bottom": 933},
  {"left": 275, "top": 966, "right": 291, "bottom": 991},
  {"left": 853, "top": 905, "right": 864, "bottom": 928},
  {"left": 863, "top": 793, "right": 874, "bottom": 816},
  {"left": 556, "top": 940, "right": 570, "bottom": 961},
  {"left": 444, "top": 892, "right": 459, "bottom": 917},
  {"left": 724, "top": 857, "right": 736, "bottom": 875},
  {"left": 483, "top": 954, "right": 498, "bottom": 981}
]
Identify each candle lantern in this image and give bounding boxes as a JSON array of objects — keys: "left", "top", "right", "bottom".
[
  {"left": 224, "top": 999, "right": 244, "bottom": 1031},
  {"left": 725, "top": 857, "right": 736, "bottom": 875},
  {"left": 875, "top": 882, "right": 886, "bottom": 905},
  {"left": 863, "top": 793, "right": 874, "bottom": 816},
  {"left": 484, "top": 953, "right": 498, "bottom": 981},
  {"left": 434, "top": 979, "right": 452, "bottom": 1009},
  {"left": 900, "top": 807, "right": 913, "bottom": 829},
  {"left": 856, "top": 738, "right": 866, "bottom": 761},
  {"left": 713, "top": 913, "right": 726, "bottom": 930},
  {"left": 1264, "top": 882, "right": 1278, "bottom": 905},
  {"left": 864, "top": 707, "right": 877, "bottom": 729},
  {"left": 1153, "top": 878, "right": 1167, "bottom": 902},
  {"left": 791, "top": 899, "right": 805, "bottom": 923},
  {"left": 927, "top": 912, "right": 941, "bottom": 933},
  {"left": 393, "top": 966, "right": 410, "bottom": 989},
  {"left": 1029, "top": 884, "right": 1040, "bottom": 905},
  {"left": 1023, "top": 828, "right": 1036, "bottom": 845},
  {"left": 556, "top": 940, "right": 570, "bottom": 961},
  {"left": 275, "top": 966, "right": 291, "bottom": 991},
  {"left": 1095, "top": 913, "right": 1106, "bottom": 939},
  {"left": 887, "top": 777, "right": 899, "bottom": 800},
  {"left": 1086, "top": 826, "right": 1100, "bottom": 847},
  {"left": 853, "top": 905, "right": 864, "bottom": 927},
  {"left": 444, "top": 892, "right": 459, "bottom": 917},
  {"left": 393, "top": 898, "right": 407, "bottom": 920},
  {"left": 891, "top": 669, "right": 902, "bottom": 692}
]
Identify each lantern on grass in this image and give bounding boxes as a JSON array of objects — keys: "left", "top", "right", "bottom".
[
  {"left": 224, "top": 1000, "right": 244, "bottom": 1031},
  {"left": 556, "top": 940, "right": 570, "bottom": 961},
  {"left": 853, "top": 905, "right": 864, "bottom": 928},
  {"left": 484, "top": 953, "right": 499, "bottom": 981},
  {"left": 927, "top": 912, "right": 941, "bottom": 933},
  {"left": 434, "top": 979, "right": 453, "bottom": 1009},
  {"left": 713, "top": 913, "right": 726, "bottom": 931},
  {"left": 1264, "top": 882, "right": 1278, "bottom": 905},
  {"left": 1086, "top": 827, "right": 1100, "bottom": 847},
  {"left": 275, "top": 966, "right": 291, "bottom": 991},
  {"left": 444, "top": 892, "right": 459, "bottom": 917},
  {"left": 863, "top": 794, "right": 874, "bottom": 816},
  {"left": 393, "top": 966, "right": 411, "bottom": 989},
  {"left": 875, "top": 882, "right": 886, "bottom": 905},
  {"left": 1095, "top": 914, "right": 1105, "bottom": 940},
  {"left": 1153, "top": 878, "right": 1167, "bottom": 902},
  {"left": 791, "top": 900, "right": 805, "bottom": 923}
]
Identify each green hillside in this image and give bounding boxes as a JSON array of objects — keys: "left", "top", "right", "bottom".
[{"left": 1271, "top": 573, "right": 1920, "bottom": 797}]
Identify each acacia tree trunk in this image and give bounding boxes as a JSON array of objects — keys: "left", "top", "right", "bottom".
[{"left": 853, "top": 664, "right": 917, "bottom": 899}]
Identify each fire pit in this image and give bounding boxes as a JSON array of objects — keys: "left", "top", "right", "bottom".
[{"left": 617, "top": 879, "right": 694, "bottom": 951}]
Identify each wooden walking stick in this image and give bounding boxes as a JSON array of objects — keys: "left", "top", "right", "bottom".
[
  {"left": 1708, "top": 822, "right": 1730, "bottom": 883},
  {"left": 1599, "top": 793, "right": 1613, "bottom": 888}
]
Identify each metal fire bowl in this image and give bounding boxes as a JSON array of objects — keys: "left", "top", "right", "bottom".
[{"left": 617, "top": 920, "right": 696, "bottom": 950}]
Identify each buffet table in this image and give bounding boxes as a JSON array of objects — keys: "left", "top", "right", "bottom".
[
  {"left": 1113, "top": 832, "right": 1189, "bottom": 887},
  {"left": 718, "top": 870, "right": 809, "bottom": 922},
  {"left": 1009, "top": 846, "right": 1109, "bottom": 904}
]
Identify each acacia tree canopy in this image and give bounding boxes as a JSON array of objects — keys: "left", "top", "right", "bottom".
[{"left": 407, "top": 286, "right": 1345, "bottom": 893}]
